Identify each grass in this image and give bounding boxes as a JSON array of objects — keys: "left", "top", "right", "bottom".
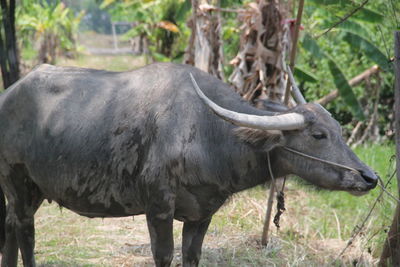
[
  {"left": 58, "top": 31, "right": 145, "bottom": 72},
  {"left": 77, "top": 31, "right": 131, "bottom": 50},
  {"left": 57, "top": 53, "right": 146, "bottom": 72}
]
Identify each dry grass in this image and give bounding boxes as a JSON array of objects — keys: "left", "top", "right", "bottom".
[
  {"left": 31, "top": 179, "right": 384, "bottom": 267},
  {"left": 77, "top": 32, "right": 131, "bottom": 50},
  {"left": 56, "top": 53, "right": 146, "bottom": 73}
]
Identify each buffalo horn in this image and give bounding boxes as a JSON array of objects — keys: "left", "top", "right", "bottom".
[{"left": 189, "top": 73, "right": 306, "bottom": 130}]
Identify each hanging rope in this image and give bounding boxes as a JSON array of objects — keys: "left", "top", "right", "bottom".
[{"left": 266, "top": 152, "right": 286, "bottom": 229}]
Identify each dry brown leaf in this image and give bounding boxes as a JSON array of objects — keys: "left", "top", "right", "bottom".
[
  {"left": 157, "top": 21, "right": 179, "bottom": 33},
  {"left": 199, "top": 3, "right": 216, "bottom": 12},
  {"left": 228, "top": 0, "right": 288, "bottom": 104}
]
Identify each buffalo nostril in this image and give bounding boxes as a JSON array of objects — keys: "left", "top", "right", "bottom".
[{"left": 358, "top": 170, "right": 378, "bottom": 186}]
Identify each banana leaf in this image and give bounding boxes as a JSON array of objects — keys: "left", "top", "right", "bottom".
[
  {"left": 354, "top": 7, "right": 384, "bottom": 23},
  {"left": 342, "top": 31, "right": 391, "bottom": 72},
  {"left": 294, "top": 66, "right": 318, "bottom": 83},
  {"left": 307, "top": 0, "right": 353, "bottom": 7},
  {"left": 302, "top": 34, "right": 365, "bottom": 120},
  {"left": 302, "top": 33, "right": 326, "bottom": 59},
  {"left": 330, "top": 20, "right": 370, "bottom": 37},
  {"left": 328, "top": 60, "right": 365, "bottom": 120}
]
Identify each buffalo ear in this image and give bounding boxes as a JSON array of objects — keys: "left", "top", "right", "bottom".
[{"left": 234, "top": 127, "right": 284, "bottom": 151}]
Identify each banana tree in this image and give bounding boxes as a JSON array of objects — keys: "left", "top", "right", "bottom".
[
  {"left": 17, "top": 0, "right": 83, "bottom": 64},
  {"left": 102, "top": 0, "right": 191, "bottom": 62}
]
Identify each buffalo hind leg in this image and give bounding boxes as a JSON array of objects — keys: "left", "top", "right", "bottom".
[
  {"left": 1, "top": 164, "right": 43, "bottom": 267},
  {"left": 0, "top": 186, "right": 6, "bottom": 250},
  {"left": 182, "top": 218, "right": 212, "bottom": 267},
  {"left": 15, "top": 209, "right": 42, "bottom": 267},
  {"left": 2, "top": 211, "right": 18, "bottom": 267},
  {"left": 3, "top": 193, "right": 42, "bottom": 267}
]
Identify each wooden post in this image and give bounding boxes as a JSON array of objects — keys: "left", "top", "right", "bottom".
[
  {"left": 262, "top": 0, "right": 305, "bottom": 246},
  {"left": 262, "top": 184, "right": 275, "bottom": 245},
  {"left": 378, "top": 31, "right": 400, "bottom": 267},
  {"left": 111, "top": 22, "right": 118, "bottom": 51}
]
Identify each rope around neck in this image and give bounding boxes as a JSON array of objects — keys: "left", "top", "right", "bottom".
[{"left": 282, "top": 146, "right": 360, "bottom": 174}]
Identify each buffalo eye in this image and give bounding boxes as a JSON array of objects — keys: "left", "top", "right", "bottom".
[{"left": 312, "top": 133, "right": 327, "bottom": 140}]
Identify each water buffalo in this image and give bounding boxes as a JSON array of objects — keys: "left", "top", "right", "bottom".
[{"left": 0, "top": 63, "right": 377, "bottom": 267}]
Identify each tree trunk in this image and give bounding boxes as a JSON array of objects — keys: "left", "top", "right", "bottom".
[
  {"left": 380, "top": 205, "right": 400, "bottom": 266},
  {"left": 183, "top": 0, "right": 197, "bottom": 66},
  {"left": 186, "top": 0, "right": 224, "bottom": 80},
  {"left": 38, "top": 32, "right": 59, "bottom": 65},
  {"left": 0, "top": 0, "right": 20, "bottom": 89},
  {"left": 378, "top": 31, "right": 400, "bottom": 267}
]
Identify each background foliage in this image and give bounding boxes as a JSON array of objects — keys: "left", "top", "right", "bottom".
[
  {"left": 0, "top": 0, "right": 396, "bottom": 139},
  {"left": 297, "top": 0, "right": 398, "bottom": 137},
  {"left": 96, "top": 0, "right": 398, "bottom": 137}
]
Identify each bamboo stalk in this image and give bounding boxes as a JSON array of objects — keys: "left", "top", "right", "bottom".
[
  {"left": 283, "top": 0, "right": 305, "bottom": 105},
  {"left": 317, "top": 65, "right": 380, "bottom": 106}
]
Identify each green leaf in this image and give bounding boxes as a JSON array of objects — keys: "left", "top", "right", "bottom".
[
  {"left": 301, "top": 34, "right": 326, "bottom": 59},
  {"left": 294, "top": 66, "right": 318, "bottom": 83},
  {"left": 307, "top": 0, "right": 352, "bottom": 7},
  {"left": 152, "top": 51, "right": 170, "bottom": 62},
  {"left": 329, "top": 20, "right": 370, "bottom": 37},
  {"left": 175, "top": 0, "right": 191, "bottom": 22},
  {"left": 327, "top": 60, "right": 365, "bottom": 120},
  {"left": 100, "top": 0, "right": 118, "bottom": 9},
  {"left": 354, "top": 8, "right": 384, "bottom": 23},
  {"left": 341, "top": 31, "right": 391, "bottom": 71},
  {"left": 301, "top": 34, "right": 365, "bottom": 120}
]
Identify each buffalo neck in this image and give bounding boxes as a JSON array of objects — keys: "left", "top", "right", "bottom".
[{"left": 199, "top": 123, "right": 279, "bottom": 194}]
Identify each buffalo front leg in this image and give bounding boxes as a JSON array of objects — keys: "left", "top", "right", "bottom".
[
  {"left": 145, "top": 187, "right": 176, "bottom": 267},
  {"left": 146, "top": 213, "right": 174, "bottom": 267},
  {"left": 182, "top": 218, "right": 212, "bottom": 267},
  {"left": 144, "top": 175, "right": 177, "bottom": 267}
]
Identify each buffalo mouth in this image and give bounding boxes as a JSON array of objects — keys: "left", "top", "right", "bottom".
[
  {"left": 348, "top": 190, "right": 369, "bottom": 196},
  {"left": 345, "top": 170, "right": 378, "bottom": 196}
]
